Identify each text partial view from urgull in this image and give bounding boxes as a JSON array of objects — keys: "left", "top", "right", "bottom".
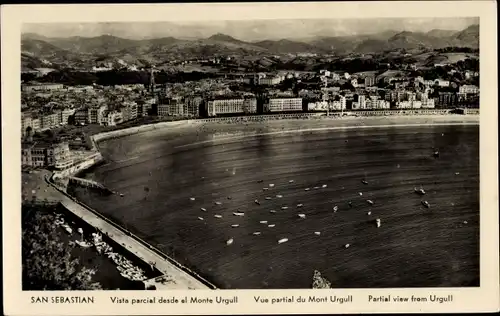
[{"left": 1, "top": 1, "right": 498, "bottom": 315}]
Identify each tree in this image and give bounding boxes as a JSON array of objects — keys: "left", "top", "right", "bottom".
[{"left": 22, "top": 204, "right": 101, "bottom": 290}]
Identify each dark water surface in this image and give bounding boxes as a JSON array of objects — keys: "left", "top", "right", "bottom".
[{"left": 71, "top": 121, "right": 479, "bottom": 289}]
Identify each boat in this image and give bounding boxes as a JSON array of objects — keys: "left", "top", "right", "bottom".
[
  {"left": 215, "top": 201, "right": 222, "bottom": 205},
  {"left": 289, "top": 180, "right": 294, "bottom": 183},
  {"left": 190, "top": 197, "right": 196, "bottom": 201},
  {"left": 376, "top": 219, "right": 381, "bottom": 228},
  {"left": 278, "top": 238, "right": 288, "bottom": 244},
  {"left": 201, "top": 208, "right": 207, "bottom": 212},
  {"left": 265, "top": 197, "right": 272, "bottom": 200},
  {"left": 269, "top": 210, "right": 276, "bottom": 213},
  {"left": 298, "top": 214, "right": 306, "bottom": 219},
  {"left": 333, "top": 205, "right": 338, "bottom": 212},
  {"left": 434, "top": 151, "right": 439, "bottom": 157},
  {"left": 344, "top": 243, "right": 350, "bottom": 248},
  {"left": 227, "top": 196, "right": 232, "bottom": 200},
  {"left": 421, "top": 201, "right": 431, "bottom": 208},
  {"left": 304, "top": 188, "right": 310, "bottom": 191},
  {"left": 314, "top": 232, "right": 321, "bottom": 236},
  {"left": 257, "top": 180, "right": 264, "bottom": 183},
  {"left": 313, "top": 186, "right": 320, "bottom": 190},
  {"left": 367, "top": 211, "right": 372, "bottom": 215},
  {"left": 297, "top": 203, "right": 303, "bottom": 207},
  {"left": 214, "top": 214, "right": 223, "bottom": 218},
  {"left": 268, "top": 224, "right": 276, "bottom": 228},
  {"left": 231, "top": 224, "right": 240, "bottom": 228},
  {"left": 276, "top": 195, "right": 283, "bottom": 198},
  {"left": 281, "top": 206, "right": 289, "bottom": 210},
  {"left": 120, "top": 193, "right": 124, "bottom": 197},
  {"left": 75, "top": 240, "right": 92, "bottom": 248},
  {"left": 198, "top": 217, "right": 204, "bottom": 221},
  {"left": 253, "top": 232, "right": 261, "bottom": 236},
  {"left": 362, "top": 180, "right": 368, "bottom": 185},
  {"left": 463, "top": 221, "right": 468, "bottom": 224},
  {"left": 226, "top": 238, "right": 234, "bottom": 245},
  {"left": 269, "top": 184, "right": 275, "bottom": 188},
  {"left": 359, "top": 192, "right": 363, "bottom": 196},
  {"left": 233, "top": 212, "right": 245, "bottom": 216},
  {"left": 254, "top": 199, "right": 261, "bottom": 205},
  {"left": 322, "top": 184, "right": 328, "bottom": 188},
  {"left": 263, "top": 187, "right": 269, "bottom": 191},
  {"left": 455, "top": 172, "right": 460, "bottom": 175},
  {"left": 367, "top": 200, "right": 374, "bottom": 206},
  {"left": 414, "top": 187, "right": 426, "bottom": 195},
  {"left": 348, "top": 202, "right": 353, "bottom": 208},
  {"left": 260, "top": 221, "right": 268, "bottom": 224}
]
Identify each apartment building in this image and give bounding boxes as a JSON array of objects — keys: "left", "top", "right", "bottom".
[
  {"left": 88, "top": 105, "right": 107, "bottom": 124},
  {"left": 184, "top": 96, "right": 202, "bottom": 117},
  {"left": 22, "top": 141, "right": 71, "bottom": 168},
  {"left": 459, "top": 85, "right": 480, "bottom": 94},
  {"left": 364, "top": 76, "right": 376, "bottom": 87},
  {"left": 267, "top": 98, "right": 303, "bottom": 112},
  {"left": 207, "top": 98, "right": 257, "bottom": 116},
  {"left": 41, "top": 111, "right": 62, "bottom": 130},
  {"left": 21, "top": 83, "right": 64, "bottom": 92}
]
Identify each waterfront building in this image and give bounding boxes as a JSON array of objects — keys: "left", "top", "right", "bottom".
[
  {"left": 88, "top": 105, "right": 107, "bottom": 124},
  {"left": 105, "top": 111, "right": 123, "bottom": 126},
  {"left": 74, "top": 109, "right": 89, "bottom": 125},
  {"left": 60, "top": 108, "right": 76, "bottom": 125},
  {"left": 437, "top": 92, "right": 459, "bottom": 108},
  {"left": 184, "top": 96, "right": 202, "bottom": 117},
  {"left": 120, "top": 102, "right": 138, "bottom": 122},
  {"left": 41, "top": 111, "right": 62, "bottom": 130},
  {"left": 267, "top": 98, "right": 303, "bottom": 112},
  {"left": 21, "top": 141, "right": 71, "bottom": 168},
  {"left": 207, "top": 98, "right": 257, "bottom": 116}
]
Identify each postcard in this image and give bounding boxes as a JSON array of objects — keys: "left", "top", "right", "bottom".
[{"left": 2, "top": 1, "right": 499, "bottom": 315}]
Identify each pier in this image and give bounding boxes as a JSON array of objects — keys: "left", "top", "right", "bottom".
[
  {"left": 67, "top": 176, "right": 109, "bottom": 191},
  {"left": 45, "top": 174, "right": 215, "bottom": 290}
]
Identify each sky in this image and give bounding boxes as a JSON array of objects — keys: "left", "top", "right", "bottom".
[{"left": 22, "top": 17, "right": 479, "bottom": 41}]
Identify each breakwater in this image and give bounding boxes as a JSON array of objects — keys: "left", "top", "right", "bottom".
[{"left": 46, "top": 175, "right": 217, "bottom": 290}]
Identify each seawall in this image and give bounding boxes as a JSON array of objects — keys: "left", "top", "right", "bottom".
[{"left": 46, "top": 175, "right": 217, "bottom": 290}]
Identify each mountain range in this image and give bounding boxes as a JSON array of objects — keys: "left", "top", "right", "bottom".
[{"left": 21, "top": 24, "right": 478, "bottom": 69}]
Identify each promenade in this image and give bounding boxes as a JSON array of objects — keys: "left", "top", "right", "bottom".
[{"left": 25, "top": 170, "right": 212, "bottom": 290}]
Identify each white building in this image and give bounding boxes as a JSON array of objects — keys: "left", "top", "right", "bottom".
[
  {"left": 459, "top": 85, "right": 479, "bottom": 94},
  {"left": 207, "top": 98, "right": 257, "bottom": 116},
  {"left": 268, "top": 98, "right": 303, "bottom": 112}
]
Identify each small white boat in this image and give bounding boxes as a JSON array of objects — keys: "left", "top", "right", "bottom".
[
  {"left": 297, "top": 203, "right": 303, "bottom": 207},
  {"left": 231, "top": 224, "right": 240, "bottom": 228},
  {"left": 422, "top": 201, "right": 431, "bottom": 208},
  {"left": 367, "top": 200, "right": 374, "bottom": 205},
  {"left": 289, "top": 180, "right": 294, "bottom": 183},
  {"left": 463, "top": 220, "right": 468, "bottom": 224},
  {"left": 190, "top": 197, "right": 196, "bottom": 201},
  {"left": 268, "top": 224, "right": 275, "bottom": 228},
  {"left": 226, "top": 238, "right": 234, "bottom": 245},
  {"left": 281, "top": 206, "right": 289, "bottom": 210},
  {"left": 376, "top": 218, "right": 381, "bottom": 228},
  {"left": 322, "top": 184, "right": 328, "bottom": 188},
  {"left": 269, "top": 210, "right": 276, "bottom": 213},
  {"left": 314, "top": 232, "right": 321, "bottom": 236},
  {"left": 455, "top": 172, "right": 460, "bottom": 175},
  {"left": 313, "top": 186, "right": 320, "bottom": 190},
  {"left": 367, "top": 211, "right": 372, "bottom": 215},
  {"left": 269, "top": 184, "right": 275, "bottom": 188},
  {"left": 414, "top": 187, "right": 426, "bottom": 195},
  {"left": 278, "top": 238, "right": 288, "bottom": 244},
  {"left": 120, "top": 193, "right": 124, "bottom": 197},
  {"left": 260, "top": 220, "right": 268, "bottom": 224},
  {"left": 214, "top": 214, "right": 222, "bottom": 218},
  {"left": 362, "top": 180, "right": 368, "bottom": 185},
  {"left": 215, "top": 201, "right": 222, "bottom": 205},
  {"left": 359, "top": 192, "right": 363, "bottom": 196},
  {"left": 265, "top": 197, "right": 272, "bottom": 200},
  {"left": 254, "top": 199, "right": 261, "bottom": 205},
  {"left": 298, "top": 214, "right": 306, "bottom": 219},
  {"left": 344, "top": 243, "right": 350, "bottom": 248},
  {"left": 198, "top": 217, "right": 204, "bottom": 221},
  {"left": 263, "top": 187, "right": 269, "bottom": 191},
  {"left": 233, "top": 212, "right": 245, "bottom": 216},
  {"left": 253, "top": 232, "right": 261, "bottom": 236},
  {"left": 276, "top": 195, "right": 283, "bottom": 198},
  {"left": 304, "top": 188, "right": 310, "bottom": 191},
  {"left": 201, "top": 208, "right": 207, "bottom": 212},
  {"left": 333, "top": 205, "right": 338, "bottom": 212}
]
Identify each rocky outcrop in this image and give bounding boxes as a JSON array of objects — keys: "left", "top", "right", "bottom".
[{"left": 312, "top": 270, "right": 331, "bottom": 289}]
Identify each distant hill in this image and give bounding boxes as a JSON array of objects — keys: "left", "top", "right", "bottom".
[{"left": 20, "top": 25, "right": 479, "bottom": 67}]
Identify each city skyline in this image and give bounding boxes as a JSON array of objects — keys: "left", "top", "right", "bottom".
[{"left": 22, "top": 17, "right": 479, "bottom": 41}]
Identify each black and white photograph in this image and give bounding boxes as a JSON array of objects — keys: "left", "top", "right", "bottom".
[{"left": 2, "top": 1, "right": 499, "bottom": 315}]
